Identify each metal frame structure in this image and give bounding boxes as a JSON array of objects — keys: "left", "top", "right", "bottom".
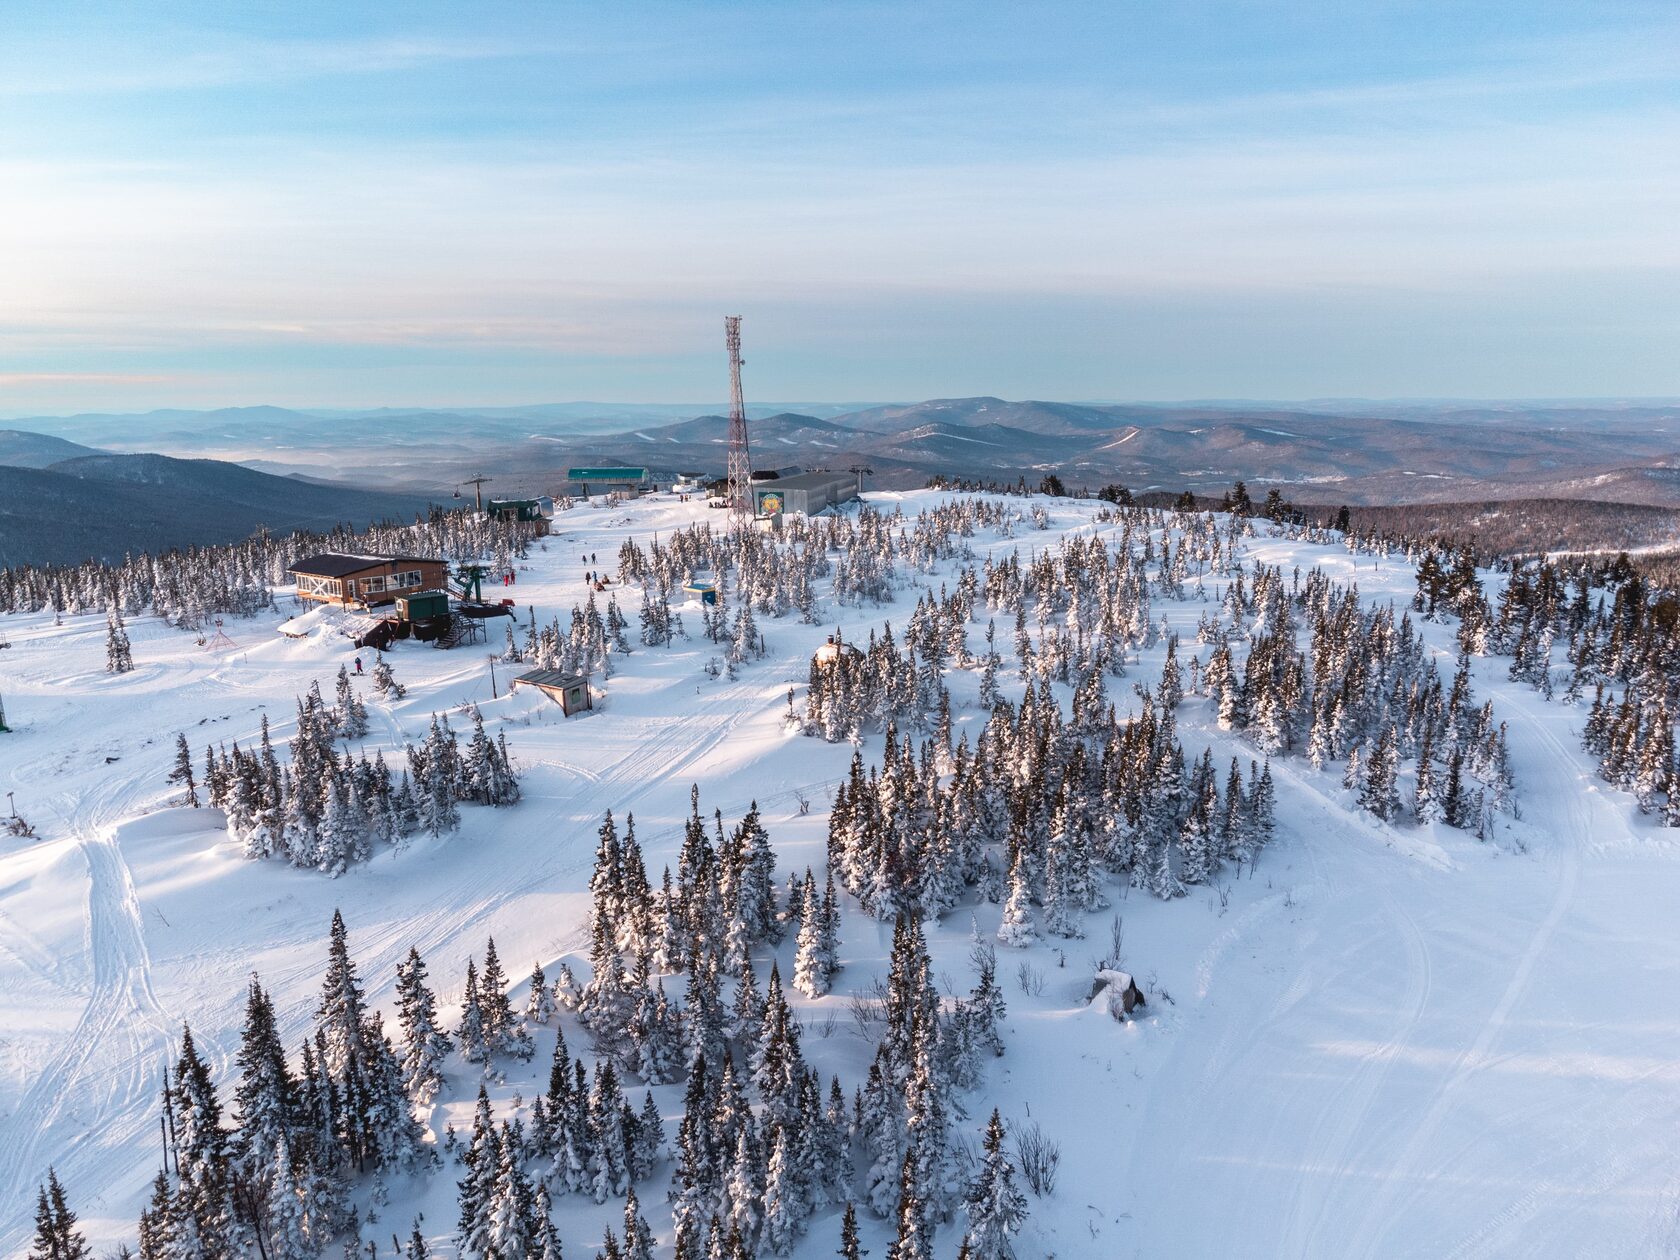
[{"left": 725, "top": 315, "right": 753, "bottom": 521}]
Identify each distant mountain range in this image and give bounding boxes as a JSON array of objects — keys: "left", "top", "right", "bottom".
[
  {"left": 547, "top": 396, "right": 1680, "bottom": 506},
  {"left": 0, "top": 402, "right": 880, "bottom": 454},
  {"left": 0, "top": 451, "right": 440, "bottom": 568},
  {"left": 6, "top": 395, "right": 1680, "bottom": 567},
  {"left": 0, "top": 429, "right": 105, "bottom": 468}
]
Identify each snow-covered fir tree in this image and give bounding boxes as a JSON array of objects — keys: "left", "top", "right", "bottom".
[
  {"left": 395, "top": 946, "right": 453, "bottom": 1106},
  {"left": 29, "top": 1169, "right": 92, "bottom": 1260},
  {"left": 105, "top": 606, "right": 133, "bottom": 674},
  {"left": 963, "top": 1110, "right": 1028, "bottom": 1260}
]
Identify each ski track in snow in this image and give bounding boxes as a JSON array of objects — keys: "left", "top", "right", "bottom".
[
  {"left": 1117, "top": 541, "right": 1680, "bottom": 1259},
  {"left": 1285, "top": 889, "right": 1435, "bottom": 1259},
  {"left": 1340, "top": 690, "right": 1617, "bottom": 1260},
  {"left": 1345, "top": 731, "right": 1578, "bottom": 1253},
  {"left": 0, "top": 779, "right": 172, "bottom": 1222},
  {"left": 0, "top": 903, "right": 67, "bottom": 992}
]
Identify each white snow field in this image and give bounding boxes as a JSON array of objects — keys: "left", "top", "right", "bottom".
[{"left": 3, "top": 490, "right": 1679, "bottom": 1258}]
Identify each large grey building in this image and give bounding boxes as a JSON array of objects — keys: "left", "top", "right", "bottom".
[{"left": 753, "top": 471, "right": 859, "bottom": 516}]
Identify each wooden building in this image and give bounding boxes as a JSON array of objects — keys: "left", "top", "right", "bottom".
[
  {"left": 512, "top": 669, "right": 594, "bottom": 716},
  {"left": 289, "top": 554, "right": 448, "bottom": 609}
]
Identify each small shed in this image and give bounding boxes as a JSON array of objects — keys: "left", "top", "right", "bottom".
[
  {"left": 683, "top": 576, "right": 719, "bottom": 606},
  {"left": 813, "top": 631, "right": 863, "bottom": 667},
  {"left": 1089, "top": 969, "right": 1146, "bottom": 1020},
  {"left": 513, "top": 669, "right": 594, "bottom": 716},
  {"left": 347, "top": 616, "right": 399, "bottom": 651}
]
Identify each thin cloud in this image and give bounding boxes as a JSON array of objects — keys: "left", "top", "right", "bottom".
[
  {"left": 0, "top": 372, "right": 173, "bottom": 385},
  {"left": 0, "top": 33, "right": 596, "bottom": 97}
]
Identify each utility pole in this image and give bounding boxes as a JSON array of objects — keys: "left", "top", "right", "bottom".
[
  {"left": 725, "top": 316, "right": 753, "bottom": 521},
  {"left": 462, "top": 474, "right": 492, "bottom": 512}
]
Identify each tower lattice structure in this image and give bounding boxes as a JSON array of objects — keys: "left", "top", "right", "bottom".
[{"left": 725, "top": 315, "right": 753, "bottom": 520}]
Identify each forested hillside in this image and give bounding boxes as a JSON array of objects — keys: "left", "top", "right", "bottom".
[{"left": 0, "top": 453, "right": 440, "bottom": 567}]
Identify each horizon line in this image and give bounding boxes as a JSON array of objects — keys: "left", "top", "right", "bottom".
[{"left": 7, "top": 394, "right": 1680, "bottom": 423}]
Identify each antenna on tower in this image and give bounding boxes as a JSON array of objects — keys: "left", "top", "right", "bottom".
[{"left": 725, "top": 315, "right": 753, "bottom": 521}]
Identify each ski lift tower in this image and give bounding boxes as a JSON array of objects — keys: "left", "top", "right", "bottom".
[
  {"left": 454, "top": 563, "right": 491, "bottom": 603},
  {"left": 459, "top": 475, "right": 493, "bottom": 512},
  {"left": 724, "top": 316, "right": 753, "bottom": 521}
]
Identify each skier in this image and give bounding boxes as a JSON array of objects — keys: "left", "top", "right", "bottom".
[{"left": 353, "top": 656, "right": 363, "bottom": 675}]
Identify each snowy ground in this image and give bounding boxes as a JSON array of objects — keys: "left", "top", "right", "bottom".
[{"left": 3, "top": 490, "right": 1679, "bottom": 1258}]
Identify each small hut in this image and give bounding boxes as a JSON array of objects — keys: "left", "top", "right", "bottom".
[
  {"left": 1089, "top": 969, "right": 1146, "bottom": 1020},
  {"left": 812, "top": 631, "right": 864, "bottom": 668},
  {"left": 682, "top": 576, "right": 719, "bottom": 606},
  {"left": 513, "top": 669, "right": 594, "bottom": 716}
]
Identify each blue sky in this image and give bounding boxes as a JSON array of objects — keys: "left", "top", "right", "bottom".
[{"left": 1, "top": 1, "right": 1676, "bottom": 413}]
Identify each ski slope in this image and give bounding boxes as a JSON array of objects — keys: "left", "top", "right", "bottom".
[{"left": 2, "top": 491, "right": 1678, "bottom": 1258}]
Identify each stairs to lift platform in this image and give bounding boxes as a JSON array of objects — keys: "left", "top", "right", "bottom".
[{"left": 434, "top": 614, "right": 485, "bottom": 650}]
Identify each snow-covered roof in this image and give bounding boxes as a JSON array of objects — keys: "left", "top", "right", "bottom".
[
  {"left": 513, "top": 668, "right": 588, "bottom": 691},
  {"left": 761, "top": 470, "right": 856, "bottom": 493},
  {"left": 276, "top": 604, "right": 341, "bottom": 637},
  {"left": 813, "top": 634, "right": 862, "bottom": 664}
]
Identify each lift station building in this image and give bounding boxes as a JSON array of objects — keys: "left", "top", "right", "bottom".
[
  {"left": 753, "top": 471, "right": 859, "bottom": 517},
  {"left": 566, "top": 467, "right": 649, "bottom": 496}
]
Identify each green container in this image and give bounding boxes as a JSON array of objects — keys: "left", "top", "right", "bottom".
[{"left": 397, "top": 590, "right": 450, "bottom": 621}]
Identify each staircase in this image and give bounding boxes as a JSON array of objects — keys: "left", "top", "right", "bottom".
[{"left": 435, "top": 615, "right": 469, "bottom": 649}]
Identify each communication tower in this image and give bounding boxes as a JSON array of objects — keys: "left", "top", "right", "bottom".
[{"left": 724, "top": 316, "right": 753, "bottom": 520}]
